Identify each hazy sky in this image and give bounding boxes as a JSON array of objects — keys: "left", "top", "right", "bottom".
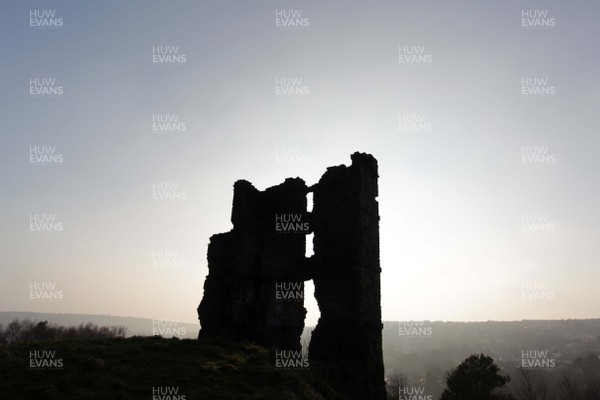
[{"left": 1, "top": 1, "right": 599, "bottom": 326}]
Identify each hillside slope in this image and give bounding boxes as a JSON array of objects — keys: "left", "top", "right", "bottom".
[{"left": 0, "top": 336, "right": 342, "bottom": 400}]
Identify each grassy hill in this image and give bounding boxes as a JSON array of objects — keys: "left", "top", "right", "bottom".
[{"left": 0, "top": 336, "right": 341, "bottom": 400}]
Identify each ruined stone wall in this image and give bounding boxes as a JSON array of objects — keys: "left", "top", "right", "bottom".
[
  {"left": 197, "top": 178, "right": 309, "bottom": 349},
  {"left": 198, "top": 152, "right": 385, "bottom": 399},
  {"left": 308, "top": 153, "right": 385, "bottom": 400}
]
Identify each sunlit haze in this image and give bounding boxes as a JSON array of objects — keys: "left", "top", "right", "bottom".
[{"left": 1, "top": 0, "right": 599, "bottom": 327}]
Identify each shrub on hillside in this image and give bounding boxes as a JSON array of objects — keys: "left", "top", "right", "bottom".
[{"left": 0, "top": 319, "right": 127, "bottom": 343}]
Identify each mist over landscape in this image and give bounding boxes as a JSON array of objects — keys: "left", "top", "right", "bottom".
[{"left": 1, "top": 1, "right": 599, "bottom": 399}]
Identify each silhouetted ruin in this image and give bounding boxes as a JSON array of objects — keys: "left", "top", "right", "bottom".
[{"left": 198, "top": 152, "right": 385, "bottom": 400}]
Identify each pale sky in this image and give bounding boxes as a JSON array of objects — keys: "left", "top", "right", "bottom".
[{"left": 1, "top": 0, "right": 599, "bottom": 326}]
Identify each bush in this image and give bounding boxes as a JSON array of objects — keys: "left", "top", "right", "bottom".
[
  {"left": 0, "top": 319, "right": 127, "bottom": 344},
  {"left": 440, "top": 354, "right": 515, "bottom": 400}
]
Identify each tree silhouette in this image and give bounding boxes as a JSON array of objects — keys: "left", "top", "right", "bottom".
[
  {"left": 513, "top": 367, "right": 552, "bottom": 400},
  {"left": 385, "top": 372, "right": 409, "bottom": 400},
  {"left": 440, "top": 354, "right": 516, "bottom": 400}
]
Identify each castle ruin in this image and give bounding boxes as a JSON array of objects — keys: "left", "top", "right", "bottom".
[{"left": 198, "top": 152, "right": 385, "bottom": 400}]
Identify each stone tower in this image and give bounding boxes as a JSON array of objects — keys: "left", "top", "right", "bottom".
[
  {"left": 197, "top": 178, "right": 309, "bottom": 349},
  {"left": 198, "top": 152, "right": 385, "bottom": 400},
  {"left": 307, "top": 152, "right": 385, "bottom": 400}
]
